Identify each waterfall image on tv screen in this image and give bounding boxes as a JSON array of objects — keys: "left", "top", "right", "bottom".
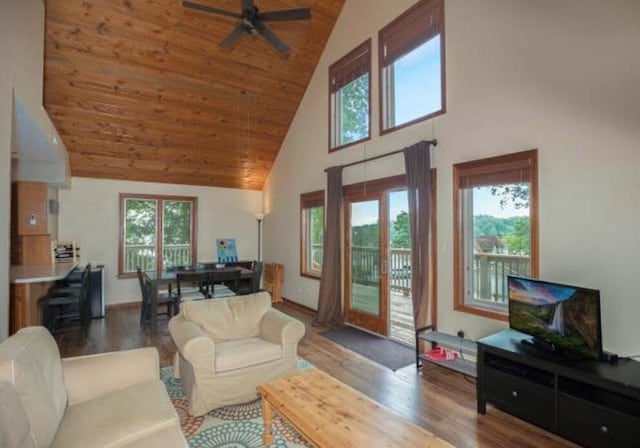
[{"left": 508, "top": 277, "right": 601, "bottom": 358}]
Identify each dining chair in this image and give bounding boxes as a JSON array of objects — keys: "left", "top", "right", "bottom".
[
  {"left": 176, "top": 271, "right": 210, "bottom": 302},
  {"left": 236, "top": 261, "right": 263, "bottom": 295},
  {"left": 209, "top": 269, "right": 241, "bottom": 298},
  {"left": 43, "top": 264, "right": 91, "bottom": 340},
  {"left": 137, "top": 268, "right": 178, "bottom": 327}
]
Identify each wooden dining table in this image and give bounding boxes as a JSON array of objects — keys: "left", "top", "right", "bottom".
[{"left": 145, "top": 266, "right": 257, "bottom": 333}]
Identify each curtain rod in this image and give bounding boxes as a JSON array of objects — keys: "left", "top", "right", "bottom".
[{"left": 324, "top": 139, "right": 437, "bottom": 172}]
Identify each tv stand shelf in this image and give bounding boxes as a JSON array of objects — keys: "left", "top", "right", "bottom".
[
  {"left": 416, "top": 327, "right": 478, "bottom": 378},
  {"left": 477, "top": 330, "right": 640, "bottom": 448}
]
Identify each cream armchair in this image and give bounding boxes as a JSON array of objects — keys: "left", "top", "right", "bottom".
[
  {"left": 169, "top": 292, "right": 305, "bottom": 416},
  {"left": 0, "top": 327, "right": 188, "bottom": 448}
]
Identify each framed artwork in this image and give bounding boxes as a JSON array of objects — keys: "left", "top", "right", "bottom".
[{"left": 216, "top": 239, "right": 238, "bottom": 262}]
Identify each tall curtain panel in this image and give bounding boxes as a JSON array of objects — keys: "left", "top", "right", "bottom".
[
  {"left": 313, "top": 166, "right": 344, "bottom": 326},
  {"left": 403, "top": 141, "right": 433, "bottom": 329}
]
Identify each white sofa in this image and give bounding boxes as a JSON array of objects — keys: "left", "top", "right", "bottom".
[
  {"left": 169, "top": 291, "right": 305, "bottom": 416},
  {"left": 0, "top": 327, "right": 188, "bottom": 448}
]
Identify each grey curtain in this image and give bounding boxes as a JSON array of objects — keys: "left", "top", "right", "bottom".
[
  {"left": 313, "top": 166, "right": 344, "bottom": 326},
  {"left": 403, "top": 141, "right": 433, "bottom": 329}
]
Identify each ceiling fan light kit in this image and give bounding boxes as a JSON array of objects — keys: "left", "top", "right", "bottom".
[{"left": 183, "top": 0, "right": 312, "bottom": 56}]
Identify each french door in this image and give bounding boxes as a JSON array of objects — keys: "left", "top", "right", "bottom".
[
  {"left": 344, "top": 192, "right": 389, "bottom": 335},
  {"left": 342, "top": 173, "right": 436, "bottom": 342}
]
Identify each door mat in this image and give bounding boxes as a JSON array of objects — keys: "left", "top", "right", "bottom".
[{"left": 321, "top": 325, "right": 414, "bottom": 371}]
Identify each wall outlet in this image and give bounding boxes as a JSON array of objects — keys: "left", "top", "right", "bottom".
[{"left": 457, "top": 330, "right": 465, "bottom": 339}]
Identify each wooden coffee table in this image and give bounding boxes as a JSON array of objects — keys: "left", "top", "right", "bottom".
[{"left": 257, "top": 369, "right": 453, "bottom": 447}]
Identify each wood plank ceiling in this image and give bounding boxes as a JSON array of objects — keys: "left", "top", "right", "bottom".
[{"left": 44, "top": 0, "right": 344, "bottom": 190}]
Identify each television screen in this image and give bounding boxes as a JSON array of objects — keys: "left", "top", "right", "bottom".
[{"left": 508, "top": 276, "right": 602, "bottom": 359}]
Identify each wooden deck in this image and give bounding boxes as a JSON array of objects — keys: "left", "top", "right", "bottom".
[
  {"left": 390, "top": 291, "right": 415, "bottom": 346},
  {"left": 352, "top": 282, "right": 415, "bottom": 346}
]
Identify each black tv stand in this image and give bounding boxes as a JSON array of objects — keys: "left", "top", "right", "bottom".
[{"left": 477, "top": 330, "right": 640, "bottom": 448}]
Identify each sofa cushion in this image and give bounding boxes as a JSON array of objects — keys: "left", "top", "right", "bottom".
[
  {"left": 52, "top": 380, "right": 179, "bottom": 448},
  {"left": 181, "top": 292, "right": 271, "bottom": 340},
  {"left": 215, "top": 337, "right": 282, "bottom": 373},
  {"left": 0, "top": 327, "right": 67, "bottom": 448}
]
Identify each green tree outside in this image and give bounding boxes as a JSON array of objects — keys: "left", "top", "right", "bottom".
[
  {"left": 390, "top": 211, "right": 410, "bottom": 248},
  {"left": 503, "top": 217, "right": 530, "bottom": 255},
  {"left": 339, "top": 74, "right": 369, "bottom": 145},
  {"left": 163, "top": 201, "right": 192, "bottom": 245},
  {"left": 125, "top": 199, "right": 157, "bottom": 245}
]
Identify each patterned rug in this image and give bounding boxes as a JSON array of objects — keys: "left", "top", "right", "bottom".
[{"left": 161, "top": 359, "right": 314, "bottom": 448}]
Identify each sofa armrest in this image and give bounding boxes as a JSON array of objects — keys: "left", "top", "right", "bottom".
[
  {"left": 168, "top": 315, "right": 215, "bottom": 374},
  {"left": 259, "top": 309, "right": 305, "bottom": 357},
  {"left": 62, "top": 347, "right": 159, "bottom": 406}
]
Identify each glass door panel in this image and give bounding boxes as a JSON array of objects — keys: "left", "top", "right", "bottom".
[
  {"left": 344, "top": 195, "right": 388, "bottom": 335},
  {"left": 350, "top": 200, "right": 381, "bottom": 316},
  {"left": 388, "top": 190, "right": 415, "bottom": 346}
]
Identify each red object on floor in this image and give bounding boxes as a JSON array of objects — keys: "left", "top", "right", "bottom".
[{"left": 425, "top": 347, "right": 458, "bottom": 361}]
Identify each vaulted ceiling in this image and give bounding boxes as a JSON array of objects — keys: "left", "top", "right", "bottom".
[{"left": 44, "top": 0, "right": 344, "bottom": 190}]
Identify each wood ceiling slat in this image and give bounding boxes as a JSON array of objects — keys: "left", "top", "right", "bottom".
[
  {"left": 51, "top": 116, "right": 281, "bottom": 158},
  {"left": 44, "top": 81, "right": 294, "bottom": 129},
  {"left": 66, "top": 136, "right": 273, "bottom": 167},
  {"left": 44, "top": 0, "right": 344, "bottom": 188}
]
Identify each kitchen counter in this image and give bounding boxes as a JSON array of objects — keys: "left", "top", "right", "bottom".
[{"left": 10, "top": 262, "right": 79, "bottom": 284}]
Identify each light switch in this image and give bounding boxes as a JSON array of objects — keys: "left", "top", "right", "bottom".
[{"left": 29, "top": 213, "right": 37, "bottom": 226}]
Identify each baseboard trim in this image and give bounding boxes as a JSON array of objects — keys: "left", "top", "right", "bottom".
[{"left": 282, "top": 297, "right": 317, "bottom": 315}]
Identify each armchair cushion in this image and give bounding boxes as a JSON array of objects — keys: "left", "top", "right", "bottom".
[
  {"left": 215, "top": 338, "right": 281, "bottom": 373},
  {"left": 181, "top": 292, "right": 271, "bottom": 340},
  {"left": 0, "top": 327, "right": 67, "bottom": 448},
  {"left": 62, "top": 348, "right": 159, "bottom": 406},
  {"left": 52, "top": 380, "right": 179, "bottom": 448}
]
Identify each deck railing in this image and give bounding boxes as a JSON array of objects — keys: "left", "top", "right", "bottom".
[
  {"left": 349, "top": 246, "right": 529, "bottom": 302},
  {"left": 124, "top": 244, "right": 192, "bottom": 272},
  {"left": 473, "top": 253, "right": 530, "bottom": 303}
]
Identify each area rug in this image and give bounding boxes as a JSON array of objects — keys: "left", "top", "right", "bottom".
[
  {"left": 321, "top": 325, "right": 415, "bottom": 371},
  {"left": 161, "top": 359, "right": 313, "bottom": 448}
]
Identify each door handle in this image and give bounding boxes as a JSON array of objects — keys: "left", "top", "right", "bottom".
[{"left": 381, "top": 260, "right": 387, "bottom": 275}]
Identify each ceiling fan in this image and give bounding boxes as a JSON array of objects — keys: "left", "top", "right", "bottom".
[{"left": 182, "top": 0, "right": 311, "bottom": 56}]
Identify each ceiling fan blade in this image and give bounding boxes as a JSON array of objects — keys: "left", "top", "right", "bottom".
[
  {"left": 253, "top": 19, "right": 290, "bottom": 55},
  {"left": 241, "top": 0, "right": 254, "bottom": 13},
  {"left": 183, "top": 1, "right": 242, "bottom": 19},
  {"left": 219, "top": 25, "right": 245, "bottom": 49},
  {"left": 258, "top": 8, "right": 311, "bottom": 22}
]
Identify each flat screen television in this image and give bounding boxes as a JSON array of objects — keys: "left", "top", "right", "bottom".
[{"left": 507, "top": 276, "right": 603, "bottom": 359}]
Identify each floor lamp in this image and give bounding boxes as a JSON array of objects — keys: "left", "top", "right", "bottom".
[{"left": 255, "top": 212, "right": 265, "bottom": 262}]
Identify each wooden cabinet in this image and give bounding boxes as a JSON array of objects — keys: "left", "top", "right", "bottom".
[
  {"left": 264, "top": 263, "right": 284, "bottom": 303},
  {"left": 11, "top": 182, "right": 52, "bottom": 266},
  {"left": 12, "top": 182, "right": 48, "bottom": 236},
  {"left": 12, "top": 235, "right": 53, "bottom": 266},
  {"left": 9, "top": 282, "right": 54, "bottom": 334}
]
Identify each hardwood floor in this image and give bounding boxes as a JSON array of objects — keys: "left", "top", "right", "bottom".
[{"left": 56, "top": 302, "right": 576, "bottom": 448}]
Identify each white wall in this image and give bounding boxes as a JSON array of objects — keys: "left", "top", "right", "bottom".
[
  {"left": 263, "top": 0, "right": 640, "bottom": 355},
  {"left": 0, "top": 0, "right": 49, "bottom": 340},
  {"left": 59, "top": 177, "right": 262, "bottom": 305}
]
